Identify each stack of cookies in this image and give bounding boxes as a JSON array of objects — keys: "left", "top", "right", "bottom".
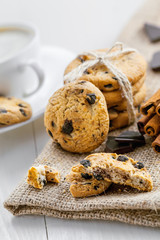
[
  {"left": 0, "top": 96, "right": 32, "bottom": 126},
  {"left": 64, "top": 48, "right": 147, "bottom": 130}
]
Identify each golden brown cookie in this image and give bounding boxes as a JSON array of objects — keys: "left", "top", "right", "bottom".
[
  {"left": 108, "top": 84, "right": 146, "bottom": 112},
  {"left": 109, "top": 108, "right": 140, "bottom": 131},
  {"left": 44, "top": 80, "right": 109, "bottom": 153},
  {"left": 27, "top": 165, "right": 60, "bottom": 189},
  {"left": 70, "top": 180, "right": 111, "bottom": 198},
  {"left": 27, "top": 166, "right": 47, "bottom": 189},
  {"left": 66, "top": 160, "right": 111, "bottom": 197},
  {"left": 44, "top": 165, "right": 60, "bottom": 183},
  {"left": 66, "top": 163, "right": 93, "bottom": 183},
  {"left": 103, "top": 81, "right": 146, "bottom": 106},
  {"left": 0, "top": 97, "right": 32, "bottom": 126},
  {"left": 67, "top": 153, "right": 153, "bottom": 192},
  {"left": 64, "top": 48, "right": 147, "bottom": 92}
]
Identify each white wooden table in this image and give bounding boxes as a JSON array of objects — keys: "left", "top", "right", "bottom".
[{"left": 1, "top": 0, "right": 160, "bottom": 239}]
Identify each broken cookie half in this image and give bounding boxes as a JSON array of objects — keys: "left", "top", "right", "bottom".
[
  {"left": 66, "top": 153, "right": 153, "bottom": 197},
  {"left": 27, "top": 165, "right": 60, "bottom": 189},
  {"left": 66, "top": 163, "right": 111, "bottom": 198}
]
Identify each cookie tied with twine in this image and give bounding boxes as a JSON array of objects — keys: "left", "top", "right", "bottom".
[{"left": 64, "top": 42, "right": 137, "bottom": 124}]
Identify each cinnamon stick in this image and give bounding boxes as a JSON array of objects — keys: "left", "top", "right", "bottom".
[
  {"left": 156, "top": 102, "right": 160, "bottom": 116},
  {"left": 140, "top": 89, "right": 160, "bottom": 116},
  {"left": 137, "top": 114, "right": 154, "bottom": 135},
  {"left": 144, "top": 114, "right": 160, "bottom": 136},
  {"left": 152, "top": 134, "right": 160, "bottom": 153}
]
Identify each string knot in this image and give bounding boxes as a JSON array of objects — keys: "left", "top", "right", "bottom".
[{"left": 64, "top": 42, "right": 137, "bottom": 124}]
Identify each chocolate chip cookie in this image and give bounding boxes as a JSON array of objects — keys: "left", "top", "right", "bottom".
[
  {"left": 44, "top": 165, "right": 60, "bottom": 183},
  {"left": 64, "top": 48, "right": 147, "bottom": 92},
  {"left": 107, "top": 83, "right": 146, "bottom": 111},
  {"left": 109, "top": 107, "right": 141, "bottom": 131},
  {"left": 27, "top": 165, "right": 47, "bottom": 189},
  {"left": 67, "top": 153, "right": 153, "bottom": 192},
  {"left": 44, "top": 80, "right": 109, "bottom": 153},
  {"left": 69, "top": 179, "right": 111, "bottom": 198},
  {"left": 27, "top": 165, "right": 60, "bottom": 189},
  {"left": 0, "top": 97, "right": 32, "bottom": 126},
  {"left": 66, "top": 161, "right": 111, "bottom": 197},
  {"left": 103, "top": 82, "right": 146, "bottom": 107}
]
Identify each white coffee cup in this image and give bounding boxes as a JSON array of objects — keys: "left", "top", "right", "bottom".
[{"left": 0, "top": 23, "right": 44, "bottom": 98}]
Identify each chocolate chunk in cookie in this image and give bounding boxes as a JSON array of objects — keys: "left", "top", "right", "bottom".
[
  {"left": 83, "top": 69, "right": 90, "bottom": 74},
  {"left": 78, "top": 56, "right": 85, "bottom": 63},
  {"left": 81, "top": 173, "right": 92, "bottom": 180},
  {"left": 86, "top": 93, "right": 96, "bottom": 104},
  {"left": 104, "top": 84, "right": 113, "bottom": 88},
  {"left": 79, "top": 81, "right": 86, "bottom": 84},
  {"left": 19, "top": 108, "right": 27, "bottom": 117},
  {"left": 18, "top": 103, "right": 26, "bottom": 108},
  {"left": 94, "top": 185, "right": 99, "bottom": 190},
  {"left": 93, "top": 168, "right": 105, "bottom": 180},
  {"left": 48, "top": 130, "right": 53, "bottom": 137},
  {"left": 117, "top": 155, "right": 128, "bottom": 162},
  {"left": 134, "top": 162, "right": 144, "bottom": 169},
  {"left": 93, "top": 172, "right": 104, "bottom": 180},
  {"left": 112, "top": 77, "right": 118, "bottom": 80},
  {"left": 62, "top": 119, "right": 73, "bottom": 134}
]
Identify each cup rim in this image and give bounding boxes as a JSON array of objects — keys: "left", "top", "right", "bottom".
[{"left": 0, "top": 22, "right": 39, "bottom": 65}]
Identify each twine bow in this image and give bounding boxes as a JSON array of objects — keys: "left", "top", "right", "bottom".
[{"left": 64, "top": 42, "right": 137, "bottom": 124}]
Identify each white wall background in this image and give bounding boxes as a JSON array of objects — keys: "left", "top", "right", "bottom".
[{"left": 0, "top": 0, "right": 145, "bottom": 53}]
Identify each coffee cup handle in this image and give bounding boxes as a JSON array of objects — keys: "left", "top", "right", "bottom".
[{"left": 19, "top": 61, "right": 45, "bottom": 97}]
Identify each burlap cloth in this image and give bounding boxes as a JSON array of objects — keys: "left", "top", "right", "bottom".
[{"left": 4, "top": 0, "right": 160, "bottom": 227}]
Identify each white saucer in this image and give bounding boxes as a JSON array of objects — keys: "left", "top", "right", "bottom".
[{"left": 0, "top": 45, "right": 76, "bottom": 134}]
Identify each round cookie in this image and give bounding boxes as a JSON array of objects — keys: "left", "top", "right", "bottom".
[
  {"left": 64, "top": 48, "right": 147, "bottom": 92},
  {"left": 109, "top": 108, "right": 140, "bottom": 131},
  {"left": 108, "top": 83, "right": 146, "bottom": 111},
  {"left": 0, "top": 97, "right": 32, "bottom": 126},
  {"left": 44, "top": 80, "right": 109, "bottom": 153},
  {"left": 103, "top": 78, "right": 146, "bottom": 106}
]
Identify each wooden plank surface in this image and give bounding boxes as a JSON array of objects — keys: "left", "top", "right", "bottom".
[
  {"left": 46, "top": 218, "right": 160, "bottom": 240},
  {"left": 0, "top": 122, "right": 47, "bottom": 240}
]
